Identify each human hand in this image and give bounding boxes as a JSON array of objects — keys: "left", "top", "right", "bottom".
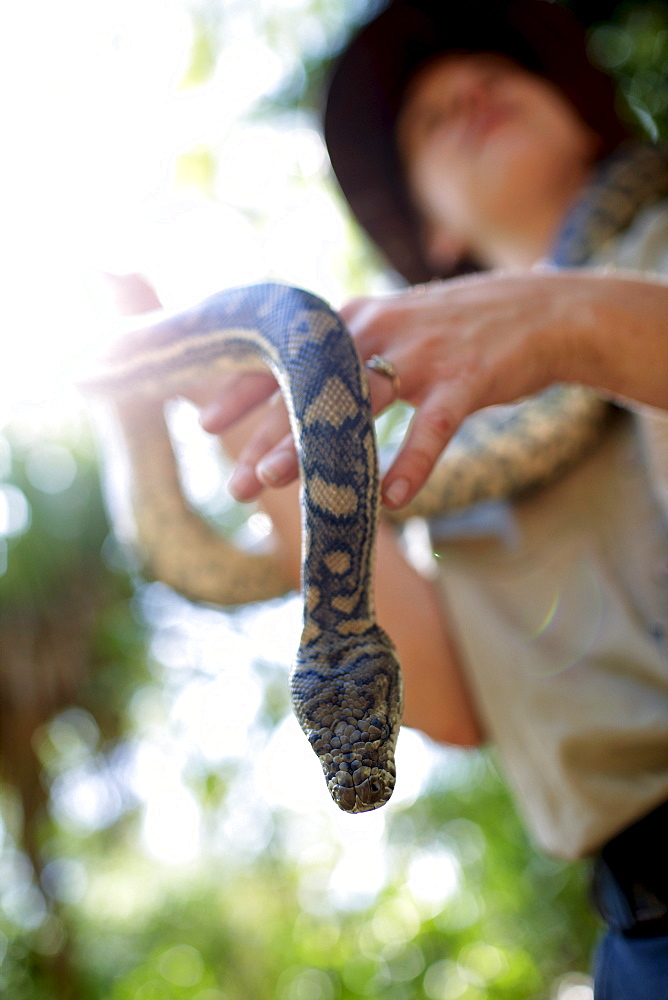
[
  {"left": 339, "top": 269, "right": 575, "bottom": 507},
  {"left": 199, "top": 355, "right": 400, "bottom": 502},
  {"left": 101, "top": 268, "right": 668, "bottom": 508},
  {"left": 204, "top": 269, "right": 580, "bottom": 507}
]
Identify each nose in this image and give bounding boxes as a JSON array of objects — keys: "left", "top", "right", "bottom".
[{"left": 449, "top": 71, "right": 491, "bottom": 126}]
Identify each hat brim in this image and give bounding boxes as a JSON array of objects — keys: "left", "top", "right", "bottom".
[{"left": 323, "top": 0, "right": 627, "bottom": 283}]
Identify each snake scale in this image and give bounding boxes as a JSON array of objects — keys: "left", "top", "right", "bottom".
[{"left": 82, "top": 144, "right": 667, "bottom": 813}]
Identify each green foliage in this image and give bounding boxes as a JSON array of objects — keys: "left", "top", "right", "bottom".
[
  {"left": 180, "top": 11, "right": 220, "bottom": 90},
  {"left": 0, "top": 423, "right": 599, "bottom": 998},
  {"left": 589, "top": 2, "right": 668, "bottom": 137},
  {"left": 0, "top": 420, "right": 106, "bottom": 608},
  {"left": 174, "top": 147, "right": 218, "bottom": 198},
  {"left": 0, "top": 416, "right": 147, "bottom": 715},
  {"left": 4, "top": 752, "right": 595, "bottom": 1000}
]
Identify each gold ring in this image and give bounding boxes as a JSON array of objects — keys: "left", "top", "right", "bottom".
[{"left": 366, "top": 354, "right": 401, "bottom": 400}]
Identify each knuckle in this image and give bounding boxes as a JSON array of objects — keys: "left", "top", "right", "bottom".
[
  {"left": 400, "top": 405, "right": 459, "bottom": 482},
  {"left": 240, "top": 427, "right": 278, "bottom": 464},
  {"left": 340, "top": 296, "right": 368, "bottom": 316},
  {"left": 408, "top": 446, "right": 436, "bottom": 480},
  {"left": 343, "top": 299, "right": 404, "bottom": 347},
  {"left": 420, "top": 406, "right": 458, "bottom": 445},
  {"left": 339, "top": 297, "right": 372, "bottom": 330}
]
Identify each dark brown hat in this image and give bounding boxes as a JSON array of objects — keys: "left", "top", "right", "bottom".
[{"left": 323, "top": 0, "right": 629, "bottom": 283}]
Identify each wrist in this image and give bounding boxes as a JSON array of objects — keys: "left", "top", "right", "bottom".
[
  {"left": 543, "top": 270, "right": 608, "bottom": 387},
  {"left": 548, "top": 270, "right": 668, "bottom": 409}
]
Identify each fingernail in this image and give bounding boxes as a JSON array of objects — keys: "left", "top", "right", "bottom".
[
  {"left": 383, "top": 477, "right": 410, "bottom": 509},
  {"left": 228, "top": 464, "right": 258, "bottom": 502},
  {"left": 257, "top": 450, "right": 294, "bottom": 485}
]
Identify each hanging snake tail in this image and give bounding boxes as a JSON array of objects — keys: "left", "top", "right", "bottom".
[
  {"left": 102, "top": 393, "right": 295, "bottom": 604},
  {"left": 80, "top": 282, "right": 403, "bottom": 812}
]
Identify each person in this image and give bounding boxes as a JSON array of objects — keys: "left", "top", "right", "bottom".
[{"left": 115, "top": 1, "right": 668, "bottom": 995}]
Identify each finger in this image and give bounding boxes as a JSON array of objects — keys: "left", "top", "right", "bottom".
[
  {"left": 365, "top": 365, "right": 401, "bottom": 413},
  {"left": 338, "top": 296, "right": 370, "bottom": 325},
  {"left": 199, "top": 373, "right": 277, "bottom": 433},
  {"left": 231, "top": 365, "right": 399, "bottom": 501},
  {"left": 227, "top": 460, "right": 264, "bottom": 503},
  {"left": 228, "top": 400, "right": 294, "bottom": 501},
  {"left": 340, "top": 298, "right": 389, "bottom": 357},
  {"left": 229, "top": 433, "right": 299, "bottom": 502},
  {"left": 101, "top": 271, "right": 162, "bottom": 316},
  {"left": 256, "top": 433, "right": 299, "bottom": 489},
  {"left": 381, "top": 387, "right": 469, "bottom": 509}
]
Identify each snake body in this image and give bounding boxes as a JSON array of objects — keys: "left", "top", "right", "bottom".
[
  {"left": 84, "top": 282, "right": 403, "bottom": 813},
  {"left": 84, "top": 144, "right": 667, "bottom": 814}
]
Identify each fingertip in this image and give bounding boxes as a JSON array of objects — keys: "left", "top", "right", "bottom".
[
  {"left": 228, "top": 463, "right": 263, "bottom": 502},
  {"left": 366, "top": 368, "right": 399, "bottom": 414},
  {"left": 200, "top": 400, "right": 230, "bottom": 434},
  {"left": 382, "top": 476, "right": 411, "bottom": 510},
  {"left": 256, "top": 448, "right": 299, "bottom": 488}
]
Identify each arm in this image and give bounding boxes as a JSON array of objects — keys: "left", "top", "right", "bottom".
[
  {"left": 343, "top": 268, "right": 668, "bottom": 507},
  {"left": 206, "top": 268, "right": 668, "bottom": 509}
]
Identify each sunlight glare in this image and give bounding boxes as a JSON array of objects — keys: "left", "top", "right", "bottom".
[
  {"left": 24, "top": 443, "right": 78, "bottom": 494},
  {"left": 257, "top": 715, "right": 328, "bottom": 813},
  {"left": 142, "top": 782, "right": 202, "bottom": 865},
  {"left": 2, "top": 1, "right": 347, "bottom": 419},
  {"left": 2, "top": 0, "right": 193, "bottom": 413},
  {"left": 0, "top": 485, "right": 31, "bottom": 538},
  {"left": 50, "top": 764, "right": 124, "bottom": 833},
  {"left": 555, "top": 974, "right": 595, "bottom": 1000},
  {"left": 329, "top": 808, "right": 389, "bottom": 911},
  {"left": 216, "top": 40, "right": 285, "bottom": 111},
  {"left": 407, "top": 849, "right": 460, "bottom": 916}
]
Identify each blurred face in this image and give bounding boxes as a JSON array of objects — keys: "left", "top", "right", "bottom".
[{"left": 396, "top": 53, "right": 601, "bottom": 269}]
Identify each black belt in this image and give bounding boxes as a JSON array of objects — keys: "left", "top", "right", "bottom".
[{"left": 591, "top": 800, "right": 668, "bottom": 938}]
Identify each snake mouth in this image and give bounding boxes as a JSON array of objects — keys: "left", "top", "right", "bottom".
[{"left": 329, "top": 765, "right": 394, "bottom": 813}]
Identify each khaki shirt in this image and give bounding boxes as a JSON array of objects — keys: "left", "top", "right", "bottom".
[{"left": 433, "top": 201, "right": 668, "bottom": 859}]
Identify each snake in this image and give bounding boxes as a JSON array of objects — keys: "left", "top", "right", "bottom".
[
  {"left": 81, "top": 143, "right": 667, "bottom": 814},
  {"left": 83, "top": 282, "right": 403, "bottom": 813},
  {"left": 80, "top": 282, "right": 608, "bottom": 814}
]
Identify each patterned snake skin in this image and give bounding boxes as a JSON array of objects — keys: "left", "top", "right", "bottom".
[
  {"left": 85, "top": 283, "right": 403, "bottom": 813},
  {"left": 83, "top": 144, "right": 667, "bottom": 813}
]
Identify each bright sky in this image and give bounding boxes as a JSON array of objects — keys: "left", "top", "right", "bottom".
[{"left": 1, "top": 0, "right": 372, "bottom": 421}]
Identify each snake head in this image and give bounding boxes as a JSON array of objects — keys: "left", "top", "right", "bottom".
[
  {"left": 323, "top": 726, "right": 398, "bottom": 813},
  {"left": 291, "top": 627, "right": 404, "bottom": 813}
]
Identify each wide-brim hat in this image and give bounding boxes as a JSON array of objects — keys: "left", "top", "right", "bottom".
[{"left": 323, "top": 0, "right": 629, "bottom": 283}]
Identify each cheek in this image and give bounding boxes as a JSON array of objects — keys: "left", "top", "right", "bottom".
[{"left": 507, "top": 82, "right": 600, "bottom": 161}]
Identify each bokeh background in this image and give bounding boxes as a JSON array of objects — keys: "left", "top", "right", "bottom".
[{"left": 1, "top": 2, "right": 667, "bottom": 998}]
